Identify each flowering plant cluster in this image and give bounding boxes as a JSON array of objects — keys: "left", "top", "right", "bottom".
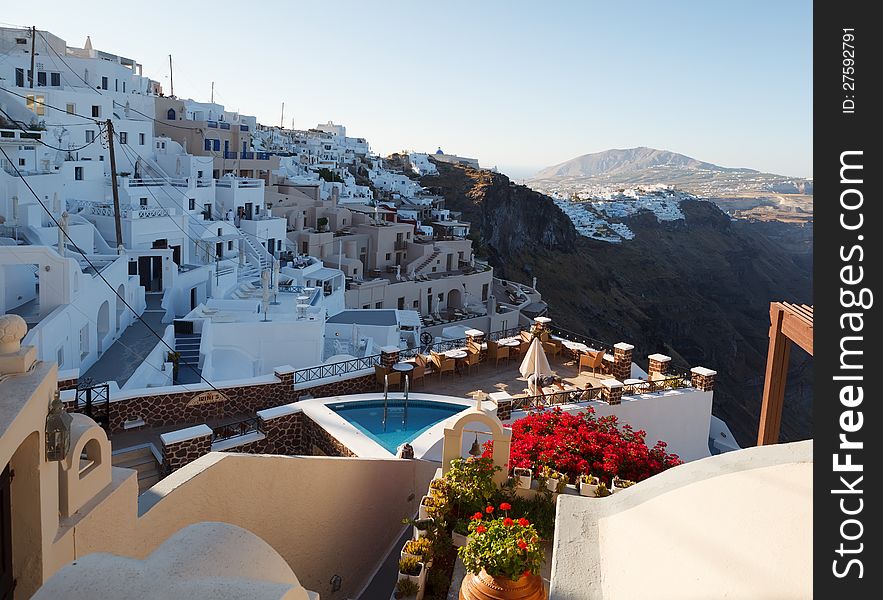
[
  {"left": 506, "top": 407, "right": 682, "bottom": 484},
  {"left": 457, "top": 503, "right": 544, "bottom": 581}
]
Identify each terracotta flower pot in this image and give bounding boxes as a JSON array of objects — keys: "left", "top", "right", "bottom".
[{"left": 460, "top": 569, "right": 546, "bottom": 600}]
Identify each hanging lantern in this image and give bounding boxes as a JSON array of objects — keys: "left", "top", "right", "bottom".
[
  {"left": 45, "top": 390, "right": 72, "bottom": 462},
  {"left": 468, "top": 433, "right": 481, "bottom": 457}
]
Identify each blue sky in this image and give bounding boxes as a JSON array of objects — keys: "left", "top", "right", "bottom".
[{"left": 4, "top": 0, "right": 812, "bottom": 178}]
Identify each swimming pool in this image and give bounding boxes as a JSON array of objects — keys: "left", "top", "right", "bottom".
[{"left": 329, "top": 399, "right": 465, "bottom": 454}]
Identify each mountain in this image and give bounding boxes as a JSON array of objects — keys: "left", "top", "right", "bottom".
[
  {"left": 529, "top": 148, "right": 813, "bottom": 222},
  {"left": 533, "top": 147, "right": 754, "bottom": 179},
  {"left": 421, "top": 159, "right": 813, "bottom": 447}
]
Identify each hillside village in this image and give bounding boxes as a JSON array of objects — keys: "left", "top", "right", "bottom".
[{"left": 0, "top": 25, "right": 811, "bottom": 600}]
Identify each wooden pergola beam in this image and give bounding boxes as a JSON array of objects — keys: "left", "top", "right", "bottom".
[{"left": 757, "top": 302, "right": 813, "bottom": 446}]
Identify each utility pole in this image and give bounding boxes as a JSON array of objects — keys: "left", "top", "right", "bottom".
[
  {"left": 168, "top": 54, "right": 174, "bottom": 98},
  {"left": 106, "top": 120, "right": 124, "bottom": 251},
  {"left": 280, "top": 102, "right": 284, "bottom": 129},
  {"left": 210, "top": 81, "right": 214, "bottom": 103},
  {"left": 29, "top": 26, "right": 37, "bottom": 88}
]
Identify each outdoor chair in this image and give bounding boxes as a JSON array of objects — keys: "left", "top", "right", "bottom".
[
  {"left": 579, "top": 350, "right": 604, "bottom": 376},
  {"left": 543, "top": 339, "right": 563, "bottom": 359},
  {"left": 487, "top": 340, "right": 509, "bottom": 368},
  {"left": 430, "top": 351, "right": 455, "bottom": 378},
  {"left": 463, "top": 349, "right": 481, "bottom": 375},
  {"left": 408, "top": 362, "right": 425, "bottom": 387},
  {"left": 375, "top": 365, "right": 401, "bottom": 387}
]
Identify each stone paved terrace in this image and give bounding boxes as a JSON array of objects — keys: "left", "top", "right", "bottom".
[{"left": 417, "top": 351, "right": 607, "bottom": 399}]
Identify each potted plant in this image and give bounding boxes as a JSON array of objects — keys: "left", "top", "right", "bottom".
[
  {"left": 595, "top": 481, "right": 612, "bottom": 498},
  {"left": 410, "top": 517, "right": 433, "bottom": 539},
  {"left": 402, "top": 537, "right": 433, "bottom": 569},
  {"left": 579, "top": 474, "right": 600, "bottom": 497},
  {"left": 540, "top": 466, "right": 565, "bottom": 494},
  {"left": 394, "top": 578, "right": 420, "bottom": 599},
  {"left": 612, "top": 476, "right": 636, "bottom": 493},
  {"left": 513, "top": 467, "right": 533, "bottom": 490},
  {"left": 457, "top": 504, "right": 546, "bottom": 599},
  {"left": 166, "top": 351, "right": 181, "bottom": 380},
  {"left": 398, "top": 556, "right": 425, "bottom": 589},
  {"left": 418, "top": 495, "right": 435, "bottom": 520},
  {"left": 451, "top": 518, "right": 471, "bottom": 548}
]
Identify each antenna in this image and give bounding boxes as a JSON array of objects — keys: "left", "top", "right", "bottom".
[
  {"left": 210, "top": 81, "right": 214, "bottom": 103},
  {"left": 168, "top": 54, "right": 174, "bottom": 98},
  {"left": 280, "top": 102, "right": 285, "bottom": 129}
]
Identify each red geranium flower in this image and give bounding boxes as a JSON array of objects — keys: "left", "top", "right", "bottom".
[
  {"left": 475, "top": 525, "right": 487, "bottom": 534},
  {"left": 518, "top": 517, "right": 530, "bottom": 527},
  {"left": 499, "top": 502, "right": 512, "bottom": 511},
  {"left": 503, "top": 517, "right": 514, "bottom": 526},
  {"left": 471, "top": 512, "right": 483, "bottom": 521},
  {"left": 517, "top": 539, "right": 528, "bottom": 550},
  {"left": 485, "top": 505, "right": 494, "bottom": 514}
]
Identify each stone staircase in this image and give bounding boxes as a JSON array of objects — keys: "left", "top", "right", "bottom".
[
  {"left": 412, "top": 249, "right": 440, "bottom": 275},
  {"left": 239, "top": 234, "right": 271, "bottom": 280},
  {"left": 174, "top": 331, "right": 202, "bottom": 385},
  {"left": 111, "top": 444, "right": 162, "bottom": 493}
]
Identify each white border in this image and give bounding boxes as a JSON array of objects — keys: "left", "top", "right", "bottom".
[{"left": 297, "top": 393, "right": 485, "bottom": 459}]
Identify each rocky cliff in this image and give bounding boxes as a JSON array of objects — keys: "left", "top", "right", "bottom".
[{"left": 423, "top": 160, "right": 813, "bottom": 447}]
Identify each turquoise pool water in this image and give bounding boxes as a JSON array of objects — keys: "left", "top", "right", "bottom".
[{"left": 329, "top": 399, "right": 465, "bottom": 454}]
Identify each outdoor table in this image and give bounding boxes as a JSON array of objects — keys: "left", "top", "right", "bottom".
[
  {"left": 498, "top": 338, "right": 521, "bottom": 347},
  {"left": 444, "top": 349, "right": 467, "bottom": 359},
  {"left": 392, "top": 362, "right": 415, "bottom": 389}
]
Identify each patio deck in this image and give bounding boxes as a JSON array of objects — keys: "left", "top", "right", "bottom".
[{"left": 417, "top": 351, "right": 607, "bottom": 400}]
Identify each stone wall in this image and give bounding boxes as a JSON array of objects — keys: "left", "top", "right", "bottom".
[
  {"left": 162, "top": 429, "right": 213, "bottom": 473},
  {"left": 107, "top": 371, "right": 375, "bottom": 434},
  {"left": 301, "top": 414, "right": 357, "bottom": 457}
]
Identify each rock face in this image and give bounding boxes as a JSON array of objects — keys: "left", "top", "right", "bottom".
[
  {"left": 422, "top": 162, "right": 578, "bottom": 260},
  {"left": 424, "top": 161, "right": 813, "bottom": 446}
]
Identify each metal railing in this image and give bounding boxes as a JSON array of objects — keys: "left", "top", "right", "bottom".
[
  {"left": 507, "top": 373, "right": 693, "bottom": 413},
  {"left": 211, "top": 417, "right": 261, "bottom": 444},
  {"left": 224, "top": 151, "right": 238, "bottom": 159},
  {"left": 293, "top": 354, "right": 381, "bottom": 384},
  {"left": 547, "top": 326, "right": 614, "bottom": 354}
]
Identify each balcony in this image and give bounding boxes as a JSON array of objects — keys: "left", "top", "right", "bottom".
[
  {"left": 394, "top": 240, "right": 408, "bottom": 251},
  {"left": 223, "top": 151, "right": 238, "bottom": 159},
  {"left": 240, "top": 151, "right": 255, "bottom": 160},
  {"left": 219, "top": 122, "right": 231, "bottom": 130}
]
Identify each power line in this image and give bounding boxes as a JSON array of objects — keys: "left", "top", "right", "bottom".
[
  {"left": 36, "top": 30, "right": 104, "bottom": 95},
  {"left": 0, "top": 143, "right": 227, "bottom": 394},
  {"left": 0, "top": 105, "right": 104, "bottom": 152},
  {"left": 0, "top": 85, "right": 101, "bottom": 123}
]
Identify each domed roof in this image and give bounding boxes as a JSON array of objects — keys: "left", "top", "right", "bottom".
[{"left": 435, "top": 147, "right": 444, "bottom": 154}]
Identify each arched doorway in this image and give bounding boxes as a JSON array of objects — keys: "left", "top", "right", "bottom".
[
  {"left": 115, "top": 284, "right": 126, "bottom": 330},
  {"left": 97, "top": 301, "right": 110, "bottom": 354},
  {"left": 166, "top": 108, "right": 176, "bottom": 120}
]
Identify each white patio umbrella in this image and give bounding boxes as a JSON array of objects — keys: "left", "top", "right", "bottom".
[{"left": 519, "top": 337, "right": 552, "bottom": 396}]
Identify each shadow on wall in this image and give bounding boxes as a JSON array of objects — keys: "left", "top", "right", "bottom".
[{"left": 89, "top": 453, "right": 439, "bottom": 600}]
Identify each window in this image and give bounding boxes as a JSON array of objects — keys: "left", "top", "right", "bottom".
[
  {"left": 139, "top": 133, "right": 145, "bottom": 145},
  {"left": 18, "top": 158, "right": 26, "bottom": 167},
  {"left": 482, "top": 283, "right": 489, "bottom": 302},
  {"left": 397, "top": 297, "right": 405, "bottom": 310},
  {"left": 140, "top": 198, "right": 148, "bottom": 207},
  {"left": 115, "top": 79, "right": 118, "bottom": 92},
  {"left": 188, "top": 198, "right": 196, "bottom": 211},
  {"left": 362, "top": 304, "right": 369, "bottom": 310},
  {"left": 15, "top": 38, "right": 27, "bottom": 44},
  {"left": 37, "top": 71, "right": 46, "bottom": 86},
  {"left": 375, "top": 302, "right": 383, "bottom": 309},
  {"left": 197, "top": 170, "right": 204, "bottom": 178},
  {"left": 101, "top": 76, "right": 108, "bottom": 90},
  {"left": 167, "top": 108, "right": 176, "bottom": 120},
  {"left": 119, "top": 132, "right": 128, "bottom": 144},
  {"left": 122, "top": 82, "right": 126, "bottom": 93},
  {"left": 277, "top": 240, "right": 282, "bottom": 251},
  {"left": 413, "top": 300, "right": 419, "bottom": 308},
  {"left": 85, "top": 130, "right": 95, "bottom": 143},
  {"left": 79, "top": 325, "right": 89, "bottom": 358},
  {"left": 26, "top": 94, "right": 45, "bottom": 116},
  {"left": 228, "top": 241, "right": 233, "bottom": 251},
  {"left": 385, "top": 253, "right": 391, "bottom": 261},
  {"left": 50, "top": 72, "right": 61, "bottom": 87},
  {"left": 91, "top": 105, "right": 100, "bottom": 118},
  {"left": 66, "top": 103, "right": 75, "bottom": 115},
  {"left": 15, "top": 68, "right": 24, "bottom": 87},
  {"left": 74, "top": 167, "right": 83, "bottom": 181},
  {"left": 57, "top": 346, "right": 64, "bottom": 368},
  {"left": 204, "top": 139, "right": 212, "bottom": 151},
  {"left": 213, "top": 139, "right": 220, "bottom": 152}
]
